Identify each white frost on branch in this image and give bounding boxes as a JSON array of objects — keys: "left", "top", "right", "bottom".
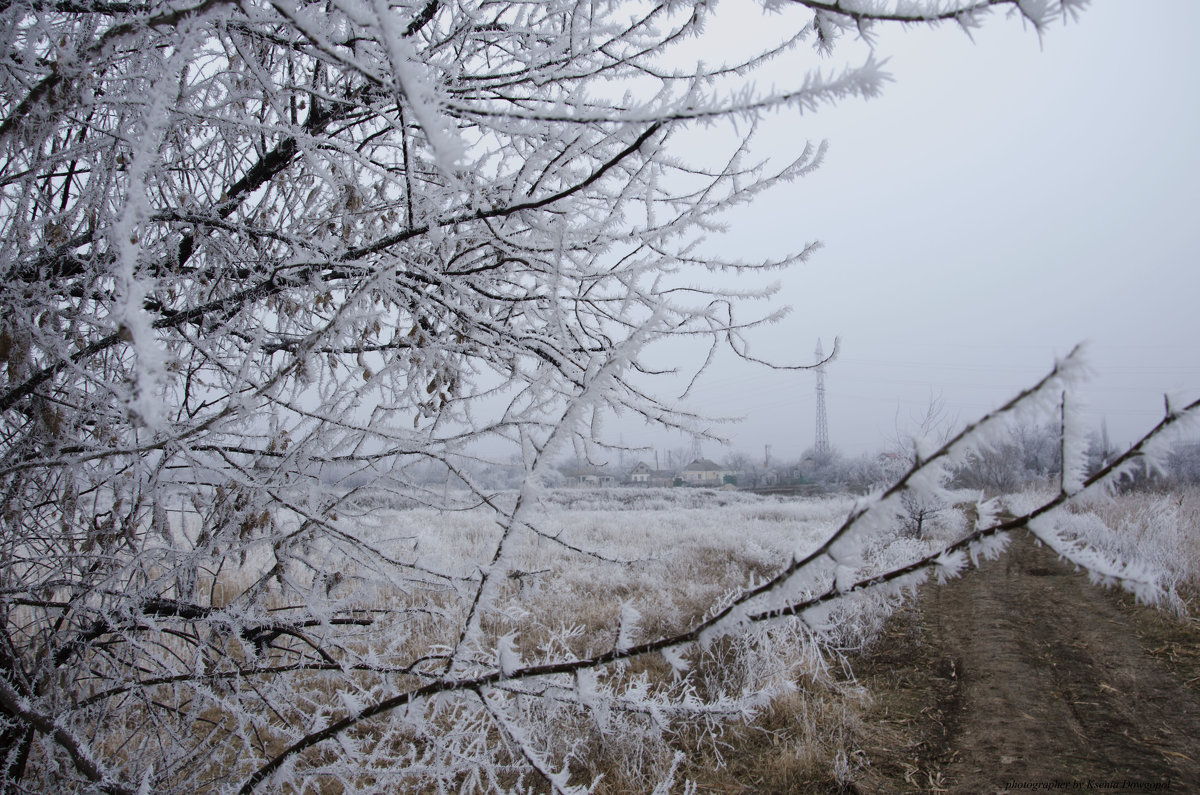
[
  {"left": 109, "top": 34, "right": 197, "bottom": 430},
  {"left": 616, "top": 601, "right": 642, "bottom": 653},
  {"left": 1027, "top": 512, "right": 1166, "bottom": 605},
  {"left": 368, "top": 0, "right": 465, "bottom": 173}
]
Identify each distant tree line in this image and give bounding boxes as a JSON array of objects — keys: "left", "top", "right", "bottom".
[{"left": 717, "top": 425, "right": 1200, "bottom": 497}]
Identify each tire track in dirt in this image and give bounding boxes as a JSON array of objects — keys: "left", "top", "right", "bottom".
[{"left": 856, "top": 532, "right": 1200, "bottom": 794}]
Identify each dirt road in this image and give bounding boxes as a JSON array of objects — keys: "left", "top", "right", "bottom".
[{"left": 855, "top": 532, "right": 1200, "bottom": 794}]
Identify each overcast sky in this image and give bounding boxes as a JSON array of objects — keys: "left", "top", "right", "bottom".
[{"left": 618, "top": 0, "right": 1200, "bottom": 462}]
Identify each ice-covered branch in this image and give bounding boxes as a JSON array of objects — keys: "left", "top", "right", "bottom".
[
  {"left": 0, "top": 676, "right": 135, "bottom": 795},
  {"left": 782, "top": 0, "right": 1081, "bottom": 27}
]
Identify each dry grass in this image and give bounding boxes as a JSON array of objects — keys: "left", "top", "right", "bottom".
[{"left": 676, "top": 673, "right": 873, "bottom": 793}]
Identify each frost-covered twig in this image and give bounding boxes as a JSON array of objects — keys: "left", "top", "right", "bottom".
[{"left": 0, "top": 677, "right": 135, "bottom": 795}]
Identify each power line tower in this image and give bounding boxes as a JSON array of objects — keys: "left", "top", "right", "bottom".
[{"left": 813, "top": 338, "right": 830, "bottom": 456}]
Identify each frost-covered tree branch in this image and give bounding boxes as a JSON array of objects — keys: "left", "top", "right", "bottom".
[{"left": 782, "top": 0, "right": 1086, "bottom": 25}]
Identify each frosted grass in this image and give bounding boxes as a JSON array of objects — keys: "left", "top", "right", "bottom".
[{"left": 314, "top": 488, "right": 956, "bottom": 661}]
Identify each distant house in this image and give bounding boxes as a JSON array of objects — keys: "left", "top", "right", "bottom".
[
  {"left": 628, "top": 462, "right": 676, "bottom": 487},
  {"left": 561, "top": 466, "right": 618, "bottom": 488},
  {"left": 628, "top": 462, "right": 653, "bottom": 484},
  {"left": 680, "top": 458, "right": 728, "bottom": 486}
]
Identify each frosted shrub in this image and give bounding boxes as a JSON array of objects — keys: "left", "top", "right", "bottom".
[{"left": 1044, "top": 490, "right": 1200, "bottom": 610}]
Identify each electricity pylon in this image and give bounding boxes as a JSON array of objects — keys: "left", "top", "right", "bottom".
[{"left": 814, "top": 338, "right": 830, "bottom": 456}]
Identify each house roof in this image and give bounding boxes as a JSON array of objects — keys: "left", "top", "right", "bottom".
[{"left": 682, "top": 458, "right": 722, "bottom": 472}]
